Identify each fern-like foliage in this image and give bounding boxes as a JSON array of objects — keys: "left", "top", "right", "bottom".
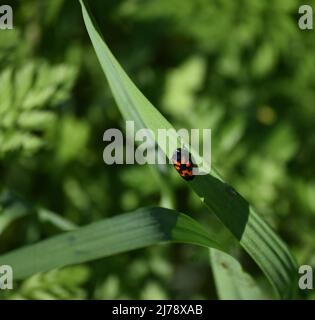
[{"left": 0, "top": 62, "right": 77, "bottom": 157}]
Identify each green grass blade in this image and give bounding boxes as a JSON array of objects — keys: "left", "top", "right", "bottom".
[
  {"left": 210, "top": 249, "right": 266, "bottom": 300},
  {"left": 0, "top": 191, "right": 32, "bottom": 236},
  {"left": 37, "top": 208, "right": 77, "bottom": 232},
  {"left": 0, "top": 207, "right": 223, "bottom": 280},
  {"left": 79, "top": 0, "right": 298, "bottom": 299},
  {"left": 191, "top": 175, "right": 298, "bottom": 299}
]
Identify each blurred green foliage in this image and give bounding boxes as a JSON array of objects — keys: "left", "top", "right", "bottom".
[{"left": 0, "top": 0, "right": 315, "bottom": 299}]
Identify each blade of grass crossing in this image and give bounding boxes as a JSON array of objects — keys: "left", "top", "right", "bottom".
[
  {"left": 0, "top": 207, "right": 223, "bottom": 280},
  {"left": 79, "top": 0, "right": 298, "bottom": 299}
]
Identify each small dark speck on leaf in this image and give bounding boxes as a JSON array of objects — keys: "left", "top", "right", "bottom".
[
  {"left": 75, "top": 249, "right": 87, "bottom": 255},
  {"left": 67, "top": 235, "right": 76, "bottom": 244},
  {"left": 225, "top": 184, "right": 238, "bottom": 197},
  {"left": 220, "top": 261, "right": 229, "bottom": 269}
]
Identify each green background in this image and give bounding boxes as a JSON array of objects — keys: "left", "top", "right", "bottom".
[{"left": 0, "top": 0, "right": 315, "bottom": 299}]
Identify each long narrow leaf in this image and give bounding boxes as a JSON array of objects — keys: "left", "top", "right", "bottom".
[
  {"left": 0, "top": 207, "right": 223, "bottom": 280},
  {"left": 210, "top": 249, "right": 266, "bottom": 300},
  {"left": 80, "top": 0, "right": 297, "bottom": 299}
]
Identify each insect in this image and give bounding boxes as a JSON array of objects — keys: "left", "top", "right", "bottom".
[{"left": 172, "top": 148, "right": 195, "bottom": 181}]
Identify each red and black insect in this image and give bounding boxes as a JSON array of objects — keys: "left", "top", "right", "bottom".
[{"left": 172, "top": 148, "right": 195, "bottom": 181}]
